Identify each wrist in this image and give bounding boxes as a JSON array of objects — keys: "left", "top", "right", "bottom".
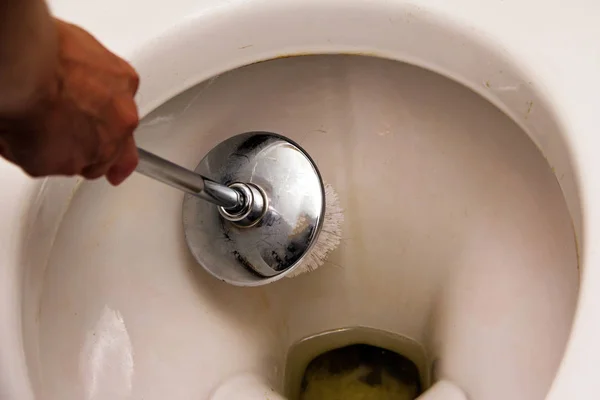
[{"left": 0, "top": 1, "right": 59, "bottom": 115}]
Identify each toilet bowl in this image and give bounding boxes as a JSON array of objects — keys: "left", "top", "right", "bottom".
[{"left": 1, "top": 0, "right": 599, "bottom": 399}]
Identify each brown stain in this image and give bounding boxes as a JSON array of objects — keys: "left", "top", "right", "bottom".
[
  {"left": 525, "top": 100, "right": 534, "bottom": 119},
  {"left": 258, "top": 288, "right": 271, "bottom": 312},
  {"left": 572, "top": 218, "right": 581, "bottom": 273}
]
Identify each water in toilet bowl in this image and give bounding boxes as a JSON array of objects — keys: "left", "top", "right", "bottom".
[
  {"left": 284, "top": 327, "right": 429, "bottom": 400},
  {"left": 300, "top": 344, "right": 421, "bottom": 400}
]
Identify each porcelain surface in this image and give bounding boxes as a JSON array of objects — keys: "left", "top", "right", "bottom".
[
  {"left": 21, "top": 55, "right": 578, "bottom": 399},
  {"left": 0, "top": 0, "right": 598, "bottom": 399}
]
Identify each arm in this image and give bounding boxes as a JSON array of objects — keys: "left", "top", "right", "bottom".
[
  {"left": 0, "top": 0, "right": 57, "bottom": 113},
  {"left": 0, "top": 1, "right": 140, "bottom": 185}
]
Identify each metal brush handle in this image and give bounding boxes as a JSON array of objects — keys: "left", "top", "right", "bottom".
[{"left": 135, "top": 147, "right": 242, "bottom": 210}]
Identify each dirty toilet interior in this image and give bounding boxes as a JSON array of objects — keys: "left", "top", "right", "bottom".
[{"left": 20, "top": 55, "right": 579, "bottom": 399}]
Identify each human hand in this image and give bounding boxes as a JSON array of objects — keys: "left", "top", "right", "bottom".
[{"left": 0, "top": 19, "right": 140, "bottom": 185}]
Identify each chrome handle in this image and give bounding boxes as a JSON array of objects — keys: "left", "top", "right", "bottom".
[{"left": 135, "top": 147, "right": 242, "bottom": 210}]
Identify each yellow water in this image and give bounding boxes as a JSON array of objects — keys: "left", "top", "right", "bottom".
[
  {"left": 300, "top": 344, "right": 420, "bottom": 400},
  {"left": 284, "top": 328, "right": 429, "bottom": 400}
]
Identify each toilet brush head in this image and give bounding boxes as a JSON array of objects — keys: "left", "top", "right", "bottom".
[
  {"left": 182, "top": 131, "right": 344, "bottom": 286},
  {"left": 286, "top": 183, "right": 344, "bottom": 278}
]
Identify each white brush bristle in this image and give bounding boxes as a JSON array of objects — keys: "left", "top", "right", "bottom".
[{"left": 287, "top": 183, "right": 344, "bottom": 278}]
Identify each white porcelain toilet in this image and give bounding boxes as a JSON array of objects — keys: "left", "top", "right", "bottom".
[{"left": 1, "top": 0, "right": 599, "bottom": 399}]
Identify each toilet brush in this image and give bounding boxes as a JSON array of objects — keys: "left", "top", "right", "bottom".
[{"left": 134, "top": 132, "right": 343, "bottom": 284}]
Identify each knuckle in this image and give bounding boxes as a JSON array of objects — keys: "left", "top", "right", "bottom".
[
  {"left": 119, "top": 60, "right": 140, "bottom": 94},
  {"left": 119, "top": 107, "right": 139, "bottom": 132},
  {"left": 124, "top": 112, "right": 139, "bottom": 131},
  {"left": 110, "top": 97, "right": 139, "bottom": 133}
]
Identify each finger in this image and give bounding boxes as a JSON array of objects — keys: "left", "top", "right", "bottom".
[
  {"left": 0, "top": 137, "right": 16, "bottom": 163},
  {"left": 80, "top": 129, "right": 124, "bottom": 180},
  {"left": 81, "top": 160, "right": 113, "bottom": 180},
  {"left": 108, "top": 95, "right": 139, "bottom": 138},
  {"left": 83, "top": 95, "right": 138, "bottom": 181},
  {"left": 80, "top": 143, "right": 119, "bottom": 180},
  {"left": 106, "top": 136, "right": 138, "bottom": 186}
]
